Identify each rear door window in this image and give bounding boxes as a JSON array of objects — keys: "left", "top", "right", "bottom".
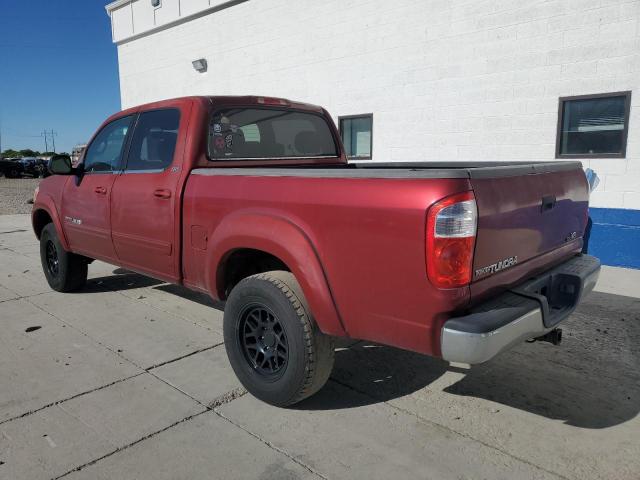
[
  {"left": 208, "top": 108, "right": 337, "bottom": 160},
  {"left": 125, "top": 109, "right": 180, "bottom": 171}
]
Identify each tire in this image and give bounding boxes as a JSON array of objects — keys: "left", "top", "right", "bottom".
[
  {"left": 224, "top": 271, "right": 335, "bottom": 407},
  {"left": 40, "top": 223, "right": 88, "bottom": 292},
  {"left": 9, "top": 168, "right": 19, "bottom": 178}
]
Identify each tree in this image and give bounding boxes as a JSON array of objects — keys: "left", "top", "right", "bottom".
[
  {"left": 1, "top": 149, "right": 20, "bottom": 158},
  {"left": 18, "top": 149, "right": 40, "bottom": 157}
]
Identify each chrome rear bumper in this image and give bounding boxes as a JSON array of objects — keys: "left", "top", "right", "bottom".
[{"left": 441, "top": 254, "right": 601, "bottom": 364}]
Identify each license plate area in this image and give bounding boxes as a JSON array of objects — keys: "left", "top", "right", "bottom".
[
  {"left": 513, "top": 274, "right": 581, "bottom": 327},
  {"left": 509, "top": 255, "right": 600, "bottom": 328}
]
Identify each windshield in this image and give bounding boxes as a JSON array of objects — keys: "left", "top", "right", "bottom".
[{"left": 208, "top": 107, "right": 337, "bottom": 160}]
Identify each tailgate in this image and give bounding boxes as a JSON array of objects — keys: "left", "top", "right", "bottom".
[{"left": 470, "top": 163, "right": 589, "bottom": 283}]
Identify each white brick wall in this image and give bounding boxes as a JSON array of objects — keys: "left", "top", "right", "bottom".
[{"left": 113, "top": 0, "right": 640, "bottom": 209}]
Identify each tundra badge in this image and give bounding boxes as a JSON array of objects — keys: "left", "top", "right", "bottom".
[
  {"left": 475, "top": 256, "right": 518, "bottom": 278},
  {"left": 565, "top": 231, "right": 578, "bottom": 242},
  {"left": 64, "top": 216, "right": 82, "bottom": 225}
]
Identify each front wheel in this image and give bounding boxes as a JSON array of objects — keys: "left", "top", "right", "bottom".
[
  {"left": 224, "top": 271, "right": 335, "bottom": 407},
  {"left": 40, "top": 223, "right": 88, "bottom": 292}
]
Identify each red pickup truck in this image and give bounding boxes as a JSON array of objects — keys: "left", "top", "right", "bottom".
[{"left": 33, "top": 96, "right": 600, "bottom": 406}]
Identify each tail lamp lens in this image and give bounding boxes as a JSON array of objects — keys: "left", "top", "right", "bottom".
[{"left": 427, "top": 191, "right": 477, "bottom": 288}]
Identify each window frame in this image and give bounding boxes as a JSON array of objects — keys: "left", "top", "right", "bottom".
[
  {"left": 81, "top": 115, "right": 135, "bottom": 175},
  {"left": 206, "top": 106, "right": 341, "bottom": 162},
  {"left": 122, "top": 107, "right": 181, "bottom": 174},
  {"left": 555, "top": 91, "right": 632, "bottom": 159},
  {"left": 339, "top": 113, "right": 373, "bottom": 160}
]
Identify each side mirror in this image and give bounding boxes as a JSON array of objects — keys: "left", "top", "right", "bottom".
[{"left": 48, "top": 155, "right": 73, "bottom": 175}]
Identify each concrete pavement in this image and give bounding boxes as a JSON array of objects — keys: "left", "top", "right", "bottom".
[{"left": 0, "top": 214, "right": 639, "bottom": 480}]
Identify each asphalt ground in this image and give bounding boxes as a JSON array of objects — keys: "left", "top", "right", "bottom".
[{"left": 0, "top": 213, "right": 638, "bottom": 479}]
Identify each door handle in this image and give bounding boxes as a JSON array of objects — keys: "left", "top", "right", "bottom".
[
  {"left": 541, "top": 195, "right": 556, "bottom": 212},
  {"left": 94, "top": 186, "right": 107, "bottom": 195},
  {"left": 153, "top": 189, "right": 172, "bottom": 199}
]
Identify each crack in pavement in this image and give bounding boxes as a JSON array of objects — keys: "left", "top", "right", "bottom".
[
  {"left": 0, "top": 373, "right": 145, "bottom": 427},
  {"left": 214, "top": 409, "right": 328, "bottom": 480},
  {"left": 0, "top": 291, "right": 47, "bottom": 304},
  {"left": 52, "top": 410, "right": 210, "bottom": 480},
  {"left": 207, "top": 388, "right": 247, "bottom": 409},
  {"left": 48, "top": 357, "right": 326, "bottom": 480},
  {"left": 145, "top": 343, "right": 224, "bottom": 372},
  {"left": 23, "top": 297, "right": 147, "bottom": 371}
]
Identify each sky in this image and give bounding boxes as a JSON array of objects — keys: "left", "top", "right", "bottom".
[{"left": 0, "top": 0, "right": 120, "bottom": 154}]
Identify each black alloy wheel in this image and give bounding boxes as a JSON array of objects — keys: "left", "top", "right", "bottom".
[
  {"left": 239, "top": 305, "right": 289, "bottom": 377},
  {"left": 39, "top": 223, "right": 88, "bottom": 292},
  {"left": 45, "top": 240, "right": 60, "bottom": 278},
  {"left": 223, "top": 271, "right": 335, "bottom": 407}
]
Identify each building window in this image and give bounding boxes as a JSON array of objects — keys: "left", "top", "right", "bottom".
[
  {"left": 339, "top": 114, "right": 373, "bottom": 160},
  {"left": 556, "top": 91, "right": 631, "bottom": 158}
]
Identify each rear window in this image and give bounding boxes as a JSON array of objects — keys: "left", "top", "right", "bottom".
[{"left": 208, "top": 108, "right": 338, "bottom": 160}]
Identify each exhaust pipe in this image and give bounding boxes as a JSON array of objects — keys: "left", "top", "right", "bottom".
[{"left": 532, "top": 328, "right": 563, "bottom": 346}]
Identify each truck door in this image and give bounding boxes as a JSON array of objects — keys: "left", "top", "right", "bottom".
[
  {"left": 61, "top": 115, "right": 135, "bottom": 262},
  {"left": 110, "top": 106, "right": 185, "bottom": 283}
]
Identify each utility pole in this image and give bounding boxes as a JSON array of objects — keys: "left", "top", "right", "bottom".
[
  {"left": 42, "top": 130, "right": 49, "bottom": 153},
  {"left": 50, "top": 130, "right": 57, "bottom": 153},
  {"left": 41, "top": 130, "right": 58, "bottom": 153}
]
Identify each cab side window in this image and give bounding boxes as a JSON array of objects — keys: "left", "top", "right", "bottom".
[
  {"left": 83, "top": 116, "right": 134, "bottom": 173},
  {"left": 125, "top": 109, "right": 180, "bottom": 171}
]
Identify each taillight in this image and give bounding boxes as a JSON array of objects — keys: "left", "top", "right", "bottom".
[
  {"left": 257, "top": 97, "right": 289, "bottom": 106},
  {"left": 426, "top": 191, "right": 477, "bottom": 288}
]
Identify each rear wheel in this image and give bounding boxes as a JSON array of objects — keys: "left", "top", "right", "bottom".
[
  {"left": 224, "top": 271, "right": 335, "bottom": 407},
  {"left": 40, "top": 223, "right": 88, "bottom": 292}
]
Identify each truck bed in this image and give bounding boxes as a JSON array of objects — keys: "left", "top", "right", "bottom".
[{"left": 185, "top": 159, "right": 588, "bottom": 355}]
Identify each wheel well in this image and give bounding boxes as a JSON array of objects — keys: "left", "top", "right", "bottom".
[
  {"left": 33, "top": 209, "right": 53, "bottom": 239},
  {"left": 218, "top": 249, "right": 290, "bottom": 299}
]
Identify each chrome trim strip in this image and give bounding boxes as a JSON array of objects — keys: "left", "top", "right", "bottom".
[
  {"left": 210, "top": 156, "right": 336, "bottom": 161},
  {"left": 190, "top": 167, "right": 469, "bottom": 179},
  {"left": 441, "top": 308, "right": 546, "bottom": 364},
  {"left": 122, "top": 169, "right": 165, "bottom": 174},
  {"left": 582, "top": 268, "right": 600, "bottom": 299}
]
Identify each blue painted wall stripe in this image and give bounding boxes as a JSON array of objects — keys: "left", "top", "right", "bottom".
[
  {"left": 589, "top": 208, "right": 640, "bottom": 228},
  {"left": 586, "top": 207, "right": 640, "bottom": 269}
]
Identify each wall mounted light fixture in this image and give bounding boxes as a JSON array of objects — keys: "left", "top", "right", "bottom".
[{"left": 192, "top": 58, "right": 208, "bottom": 73}]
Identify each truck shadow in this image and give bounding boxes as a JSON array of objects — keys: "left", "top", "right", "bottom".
[
  {"left": 82, "top": 269, "right": 164, "bottom": 292},
  {"left": 84, "top": 269, "right": 638, "bottom": 429},
  {"left": 83, "top": 269, "right": 225, "bottom": 309},
  {"left": 299, "top": 291, "right": 640, "bottom": 429}
]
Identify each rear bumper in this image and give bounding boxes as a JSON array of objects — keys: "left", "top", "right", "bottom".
[{"left": 441, "top": 254, "right": 601, "bottom": 364}]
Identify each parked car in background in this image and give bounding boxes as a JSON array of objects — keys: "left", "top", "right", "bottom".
[
  {"left": 33, "top": 96, "right": 601, "bottom": 407},
  {"left": 0, "top": 158, "right": 25, "bottom": 178},
  {"left": 20, "top": 158, "right": 41, "bottom": 177},
  {"left": 34, "top": 158, "right": 51, "bottom": 177},
  {"left": 0, "top": 157, "right": 50, "bottom": 178}
]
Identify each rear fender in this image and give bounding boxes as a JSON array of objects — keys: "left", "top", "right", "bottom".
[
  {"left": 206, "top": 212, "right": 347, "bottom": 337},
  {"left": 32, "top": 193, "right": 70, "bottom": 251}
]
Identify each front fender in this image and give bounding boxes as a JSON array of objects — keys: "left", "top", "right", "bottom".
[
  {"left": 206, "top": 212, "right": 347, "bottom": 337},
  {"left": 32, "top": 193, "right": 70, "bottom": 251}
]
